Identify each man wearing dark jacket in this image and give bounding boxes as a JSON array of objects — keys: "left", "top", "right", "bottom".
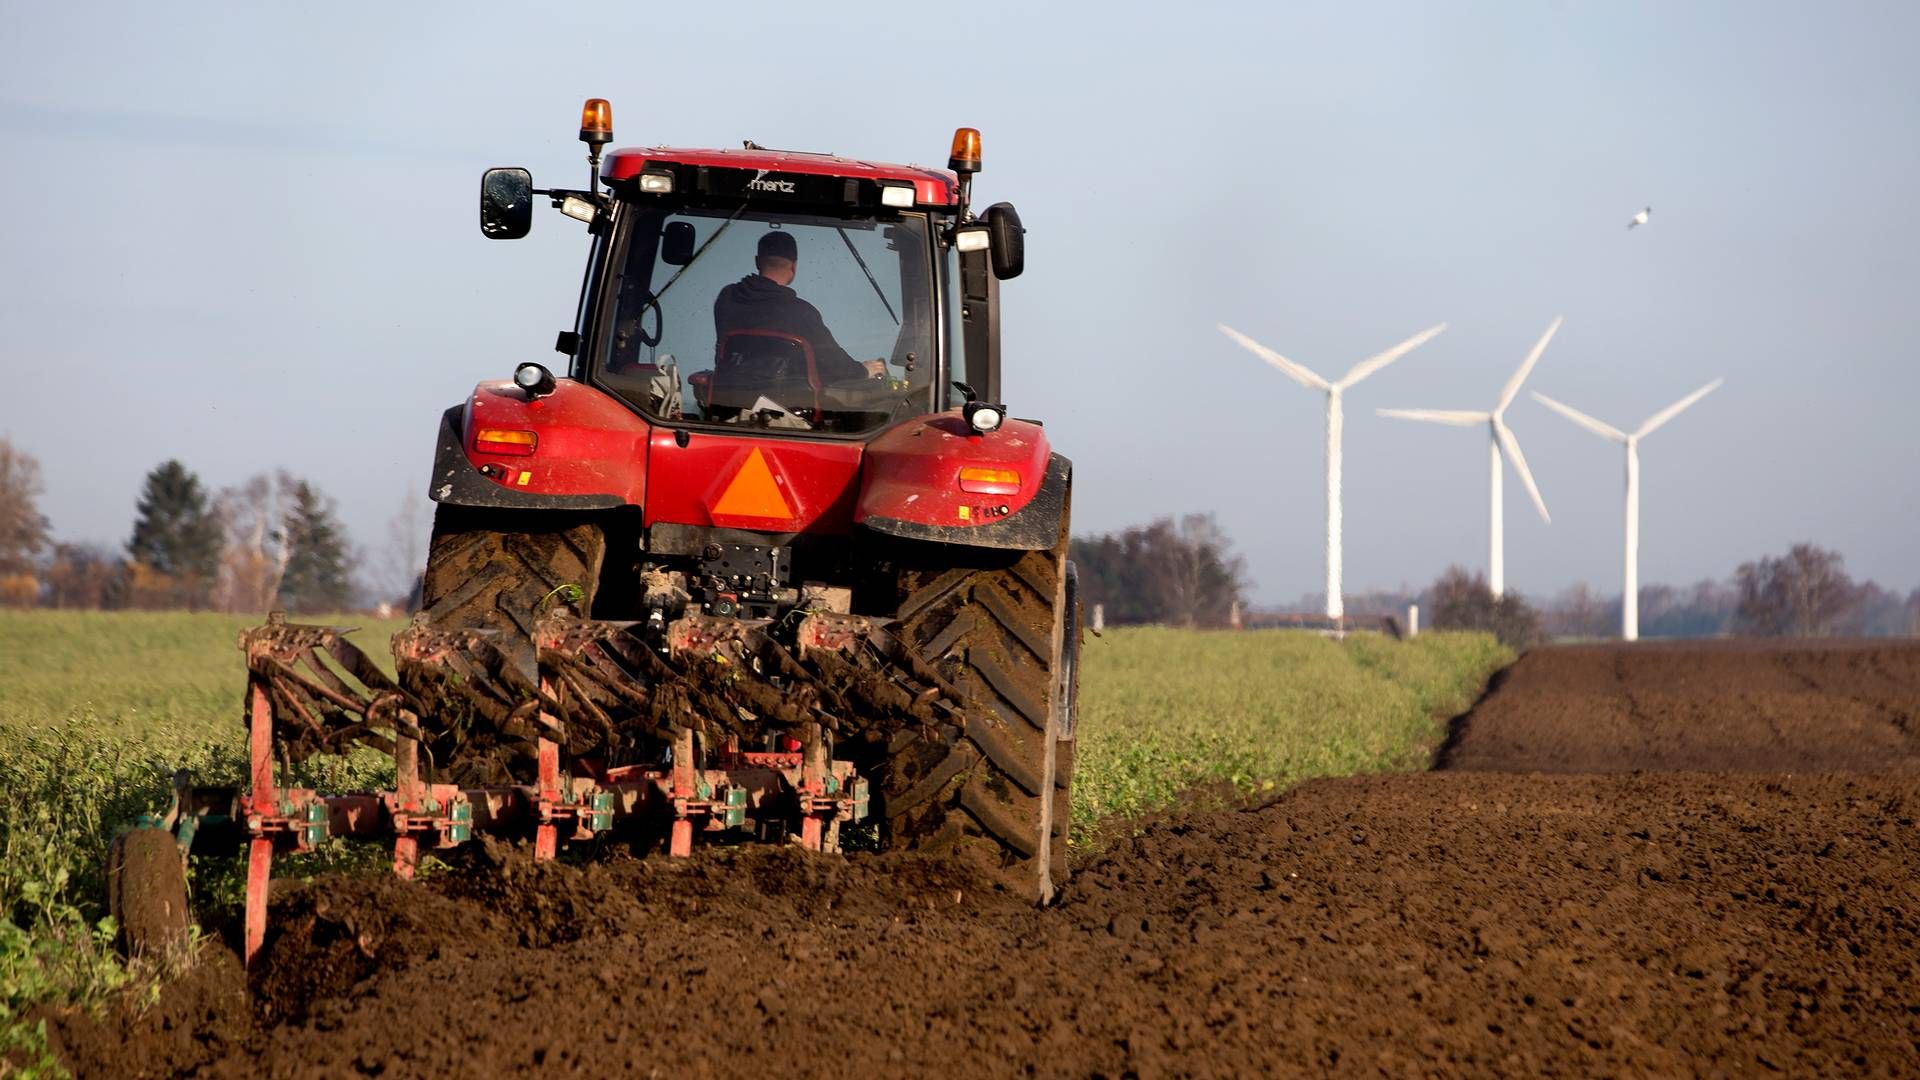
[{"left": 713, "top": 231, "right": 886, "bottom": 383}]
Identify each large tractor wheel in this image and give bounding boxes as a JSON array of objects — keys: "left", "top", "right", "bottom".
[
  {"left": 107, "top": 827, "right": 190, "bottom": 958},
  {"left": 415, "top": 506, "right": 607, "bottom": 782},
  {"left": 882, "top": 520, "right": 1079, "bottom": 903},
  {"left": 418, "top": 506, "right": 607, "bottom": 674}
]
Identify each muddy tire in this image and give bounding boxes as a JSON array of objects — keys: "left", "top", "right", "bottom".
[
  {"left": 882, "top": 515, "right": 1078, "bottom": 903},
  {"left": 418, "top": 506, "right": 607, "bottom": 676},
  {"left": 107, "top": 828, "right": 190, "bottom": 958},
  {"left": 415, "top": 506, "right": 607, "bottom": 782}
]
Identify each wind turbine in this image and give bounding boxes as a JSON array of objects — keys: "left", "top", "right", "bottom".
[
  {"left": 1531, "top": 378, "right": 1724, "bottom": 641},
  {"left": 1376, "top": 317, "right": 1563, "bottom": 597},
  {"left": 1219, "top": 321, "right": 1449, "bottom": 620}
]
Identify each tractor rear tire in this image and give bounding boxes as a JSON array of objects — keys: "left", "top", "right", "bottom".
[
  {"left": 415, "top": 506, "right": 607, "bottom": 783},
  {"left": 417, "top": 505, "right": 607, "bottom": 677},
  {"left": 107, "top": 828, "right": 189, "bottom": 958},
  {"left": 882, "top": 515, "right": 1078, "bottom": 903}
]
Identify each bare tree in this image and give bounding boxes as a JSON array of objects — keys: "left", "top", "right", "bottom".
[
  {"left": 1070, "top": 513, "right": 1248, "bottom": 628},
  {"left": 1734, "top": 543, "right": 1863, "bottom": 637},
  {"left": 377, "top": 489, "right": 429, "bottom": 609},
  {"left": 1146, "top": 515, "right": 1239, "bottom": 627},
  {"left": 1427, "top": 566, "right": 1543, "bottom": 648},
  {"left": 212, "top": 471, "right": 298, "bottom": 615},
  {"left": 1834, "top": 582, "right": 1912, "bottom": 637},
  {"left": 1543, "top": 582, "right": 1608, "bottom": 640},
  {"left": 44, "top": 542, "right": 122, "bottom": 609},
  {"left": 0, "top": 438, "right": 52, "bottom": 578}
]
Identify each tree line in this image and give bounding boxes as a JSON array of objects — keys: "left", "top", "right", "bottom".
[
  {"left": 0, "top": 437, "right": 397, "bottom": 614},
  {"left": 6, "top": 431, "right": 1913, "bottom": 639},
  {"left": 1070, "top": 514, "right": 1249, "bottom": 628},
  {"left": 1315, "top": 543, "right": 1920, "bottom": 647}
]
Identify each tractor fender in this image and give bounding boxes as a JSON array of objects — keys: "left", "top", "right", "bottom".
[
  {"left": 859, "top": 438, "right": 1071, "bottom": 550},
  {"left": 427, "top": 381, "right": 647, "bottom": 511}
]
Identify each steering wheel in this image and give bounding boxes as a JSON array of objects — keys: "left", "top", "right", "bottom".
[
  {"left": 633, "top": 295, "right": 664, "bottom": 348},
  {"left": 821, "top": 369, "right": 910, "bottom": 411}
]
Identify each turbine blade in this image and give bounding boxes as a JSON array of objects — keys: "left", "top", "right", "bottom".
[
  {"left": 1634, "top": 378, "right": 1724, "bottom": 438},
  {"left": 1531, "top": 392, "right": 1627, "bottom": 441},
  {"left": 1335, "top": 323, "right": 1449, "bottom": 389},
  {"left": 1218, "top": 324, "right": 1330, "bottom": 391},
  {"left": 1493, "top": 419, "right": 1551, "bottom": 523},
  {"left": 1495, "top": 315, "right": 1564, "bottom": 414},
  {"left": 1374, "top": 408, "right": 1491, "bottom": 427}
]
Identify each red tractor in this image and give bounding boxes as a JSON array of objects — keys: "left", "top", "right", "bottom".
[{"left": 114, "top": 101, "right": 1079, "bottom": 965}]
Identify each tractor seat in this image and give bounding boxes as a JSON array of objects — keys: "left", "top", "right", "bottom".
[{"left": 703, "top": 329, "right": 821, "bottom": 418}]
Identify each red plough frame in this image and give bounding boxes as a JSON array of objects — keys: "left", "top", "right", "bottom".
[{"left": 230, "top": 615, "right": 866, "bottom": 966}]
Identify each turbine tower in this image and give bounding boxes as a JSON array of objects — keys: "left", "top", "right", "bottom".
[
  {"left": 1376, "top": 317, "right": 1563, "bottom": 597},
  {"left": 1219, "top": 321, "right": 1449, "bottom": 620},
  {"left": 1531, "top": 378, "right": 1724, "bottom": 641}
]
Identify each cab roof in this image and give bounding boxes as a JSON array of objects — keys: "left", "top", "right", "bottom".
[{"left": 602, "top": 146, "right": 959, "bottom": 208}]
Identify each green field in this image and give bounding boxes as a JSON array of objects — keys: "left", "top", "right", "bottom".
[
  {"left": 0, "top": 610, "right": 1507, "bottom": 1044},
  {"left": 0, "top": 611, "right": 410, "bottom": 742},
  {"left": 2, "top": 611, "right": 1511, "bottom": 824},
  {"left": 1072, "top": 625, "right": 1510, "bottom": 831}
]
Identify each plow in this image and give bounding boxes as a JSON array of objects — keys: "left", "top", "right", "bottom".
[
  {"left": 133, "top": 578, "right": 1070, "bottom": 966},
  {"left": 110, "top": 100, "right": 1078, "bottom": 967},
  {"left": 148, "top": 609, "right": 938, "bottom": 964}
]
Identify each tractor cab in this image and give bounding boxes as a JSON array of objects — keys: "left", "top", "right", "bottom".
[
  {"left": 480, "top": 101, "right": 1025, "bottom": 440},
  {"left": 603, "top": 199, "right": 935, "bottom": 435}
]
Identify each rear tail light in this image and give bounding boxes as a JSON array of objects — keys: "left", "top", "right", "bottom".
[
  {"left": 474, "top": 428, "right": 538, "bottom": 456},
  {"left": 957, "top": 467, "right": 1020, "bottom": 495}
]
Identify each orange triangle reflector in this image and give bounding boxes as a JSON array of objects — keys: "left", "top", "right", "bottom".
[{"left": 712, "top": 448, "right": 792, "bottom": 520}]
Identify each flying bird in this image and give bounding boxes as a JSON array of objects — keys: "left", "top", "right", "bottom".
[{"left": 1627, "top": 206, "right": 1651, "bottom": 229}]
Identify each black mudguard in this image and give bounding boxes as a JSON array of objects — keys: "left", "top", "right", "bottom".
[
  {"left": 861, "top": 453, "right": 1071, "bottom": 551},
  {"left": 426, "top": 405, "right": 626, "bottom": 512}
]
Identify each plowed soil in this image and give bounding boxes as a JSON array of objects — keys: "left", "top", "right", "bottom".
[{"left": 46, "top": 641, "right": 1920, "bottom": 1077}]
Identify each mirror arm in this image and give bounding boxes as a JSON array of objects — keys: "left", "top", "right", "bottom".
[{"left": 535, "top": 187, "right": 609, "bottom": 208}]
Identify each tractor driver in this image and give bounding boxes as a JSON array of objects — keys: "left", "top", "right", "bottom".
[{"left": 713, "top": 231, "right": 887, "bottom": 383}]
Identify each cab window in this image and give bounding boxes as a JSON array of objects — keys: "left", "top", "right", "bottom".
[{"left": 597, "top": 207, "right": 937, "bottom": 435}]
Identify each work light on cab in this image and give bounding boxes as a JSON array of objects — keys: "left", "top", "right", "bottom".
[
  {"left": 964, "top": 400, "right": 1004, "bottom": 433},
  {"left": 514, "top": 362, "right": 556, "bottom": 399}
]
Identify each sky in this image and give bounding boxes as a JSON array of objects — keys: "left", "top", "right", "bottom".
[{"left": 2, "top": 0, "right": 1916, "bottom": 604}]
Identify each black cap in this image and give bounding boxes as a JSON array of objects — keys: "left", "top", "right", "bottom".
[{"left": 757, "top": 231, "right": 798, "bottom": 261}]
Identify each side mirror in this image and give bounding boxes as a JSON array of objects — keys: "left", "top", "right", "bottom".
[
  {"left": 985, "top": 202, "right": 1024, "bottom": 280},
  {"left": 480, "top": 167, "right": 533, "bottom": 240},
  {"left": 661, "top": 221, "right": 697, "bottom": 265}
]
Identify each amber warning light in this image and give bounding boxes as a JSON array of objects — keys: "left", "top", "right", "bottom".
[
  {"left": 948, "top": 127, "right": 981, "bottom": 174},
  {"left": 579, "top": 98, "right": 614, "bottom": 146}
]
